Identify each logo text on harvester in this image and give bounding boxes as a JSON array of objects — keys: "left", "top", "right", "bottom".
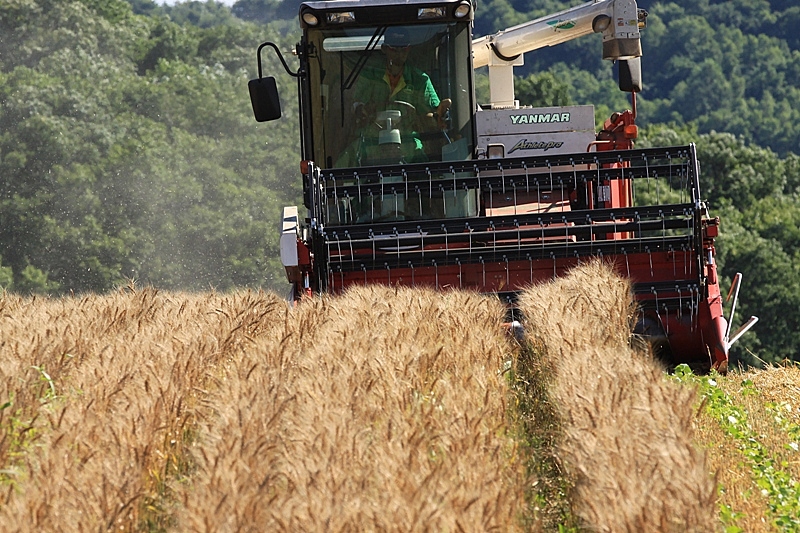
[
  {"left": 508, "top": 139, "right": 564, "bottom": 154},
  {"left": 509, "top": 112, "right": 571, "bottom": 125}
]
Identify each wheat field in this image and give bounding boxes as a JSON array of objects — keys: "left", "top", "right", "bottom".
[
  {"left": 517, "top": 261, "right": 716, "bottom": 532},
  {"left": 0, "top": 262, "right": 717, "bottom": 531}
]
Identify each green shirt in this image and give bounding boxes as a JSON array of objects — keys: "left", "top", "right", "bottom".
[
  {"left": 336, "top": 65, "right": 441, "bottom": 168},
  {"left": 354, "top": 65, "right": 440, "bottom": 113}
]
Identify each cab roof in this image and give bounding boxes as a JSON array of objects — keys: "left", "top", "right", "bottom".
[{"left": 299, "top": 0, "right": 473, "bottom": 29}]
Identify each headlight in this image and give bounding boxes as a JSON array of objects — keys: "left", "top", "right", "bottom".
[
  {"left": 301, "top": 11, "right": 319, "bottom": 26},
  {"left": 454, "top": 2, "right": 471, "bottom": 18},
  {"left": 592, "top": 14, "right": 611, "bottom": 33}
]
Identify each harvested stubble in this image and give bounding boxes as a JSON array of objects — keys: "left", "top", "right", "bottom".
[
  {"left": 698, "top": 364, "right": 800, "bottom": 532},
  {"left": 178, "top": 286, "right": 527, "bottom": 532},
  {"left": 517, "top": 260, "right": 718, "bottom": 532}
]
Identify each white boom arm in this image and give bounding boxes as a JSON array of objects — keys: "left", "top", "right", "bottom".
[{"left": 472, "top": 0, "right": 643, "bottom": 108}]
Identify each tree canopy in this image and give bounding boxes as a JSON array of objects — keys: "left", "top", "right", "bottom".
[{"left": 1, "top": 0, "right": 301, "bottom": 293}]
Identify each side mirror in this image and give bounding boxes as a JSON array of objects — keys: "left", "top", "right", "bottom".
[
  {"left": 618, "top": 58, "right": 642, "bottom": 93},
  {"left": 249, "top": 76, "right": 282, "bottom": 122}
]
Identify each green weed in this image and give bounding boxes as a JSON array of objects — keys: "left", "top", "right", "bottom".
[{"left": 674, "top": 364, "right": 800, "bottom": 531}]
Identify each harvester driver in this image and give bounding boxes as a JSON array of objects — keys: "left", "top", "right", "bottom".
[{"left": 338, "top": 27, "right": 451, "bottom": 167}]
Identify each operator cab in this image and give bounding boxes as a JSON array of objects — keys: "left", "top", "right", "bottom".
[
  {"left": 299, "top": 6, "right": 476, "bottom": 170},
  {"left": 250, "top": 0, "right": 477, "bottom": 171}
]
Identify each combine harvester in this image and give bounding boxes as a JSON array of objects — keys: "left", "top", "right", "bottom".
[{"left": 249, "top": 0, "right": 757, "bottom": 372}]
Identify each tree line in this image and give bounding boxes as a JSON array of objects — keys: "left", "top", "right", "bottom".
[
  {"left": 1, "top": 0, "right": 302, "bottom": 294},
  {"left": 0, "top": 0, "right": 797, "bottom": 364}
]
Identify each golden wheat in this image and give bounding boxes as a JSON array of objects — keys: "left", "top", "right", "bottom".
[
  {"left": 176, "top": 286, "right": 526, "bottom": 532},
  {"left": 517, "top": 260, "right": 717, "bottom": 532},
  {"left": 0, "top": 286, "right": 528, "bottom": 531},
  {"left": 1, "top": 264, "right": 727, "bottom": 531},
  {"left": 0, "top": 288, "right": 285, "bottom": 531}
]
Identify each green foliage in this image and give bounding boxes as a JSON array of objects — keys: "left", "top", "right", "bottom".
[
  {"left": 0, "top": 261, "right": 12, "bottom": 289},
  {"left": 714, "top": 210, "right": 800, "bottom": 365},
  {"left": 515, "top": 71, "right": 572, "bottom": 108},
  {"left": 165, "top": 0, "right": 237, "bottom": 28},
  {"left": 0, "top": 0, "right": 301, "bottom": 293},
  {"left": 231, "top": 0, "right": 300, "bottom": 24},
  {"left": 718, "top": 501, "right": 745, "bottom": 533},
  {"left": 696, "top": 132, "right": 785, "bottom": 206},
  {"left": 637, "top": 2, "right": 800, "bottom": 156},
  {"left": 129, "top": 0, "right": 240, "bottom": 27}
]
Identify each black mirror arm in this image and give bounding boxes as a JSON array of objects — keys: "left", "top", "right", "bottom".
[{"left": 257, "top": 41, "right": 303, "bottom": 79}]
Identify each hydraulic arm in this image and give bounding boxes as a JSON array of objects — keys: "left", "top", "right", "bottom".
[{"left": 473, "top": 0, "right": 646, "bottom": 107}]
